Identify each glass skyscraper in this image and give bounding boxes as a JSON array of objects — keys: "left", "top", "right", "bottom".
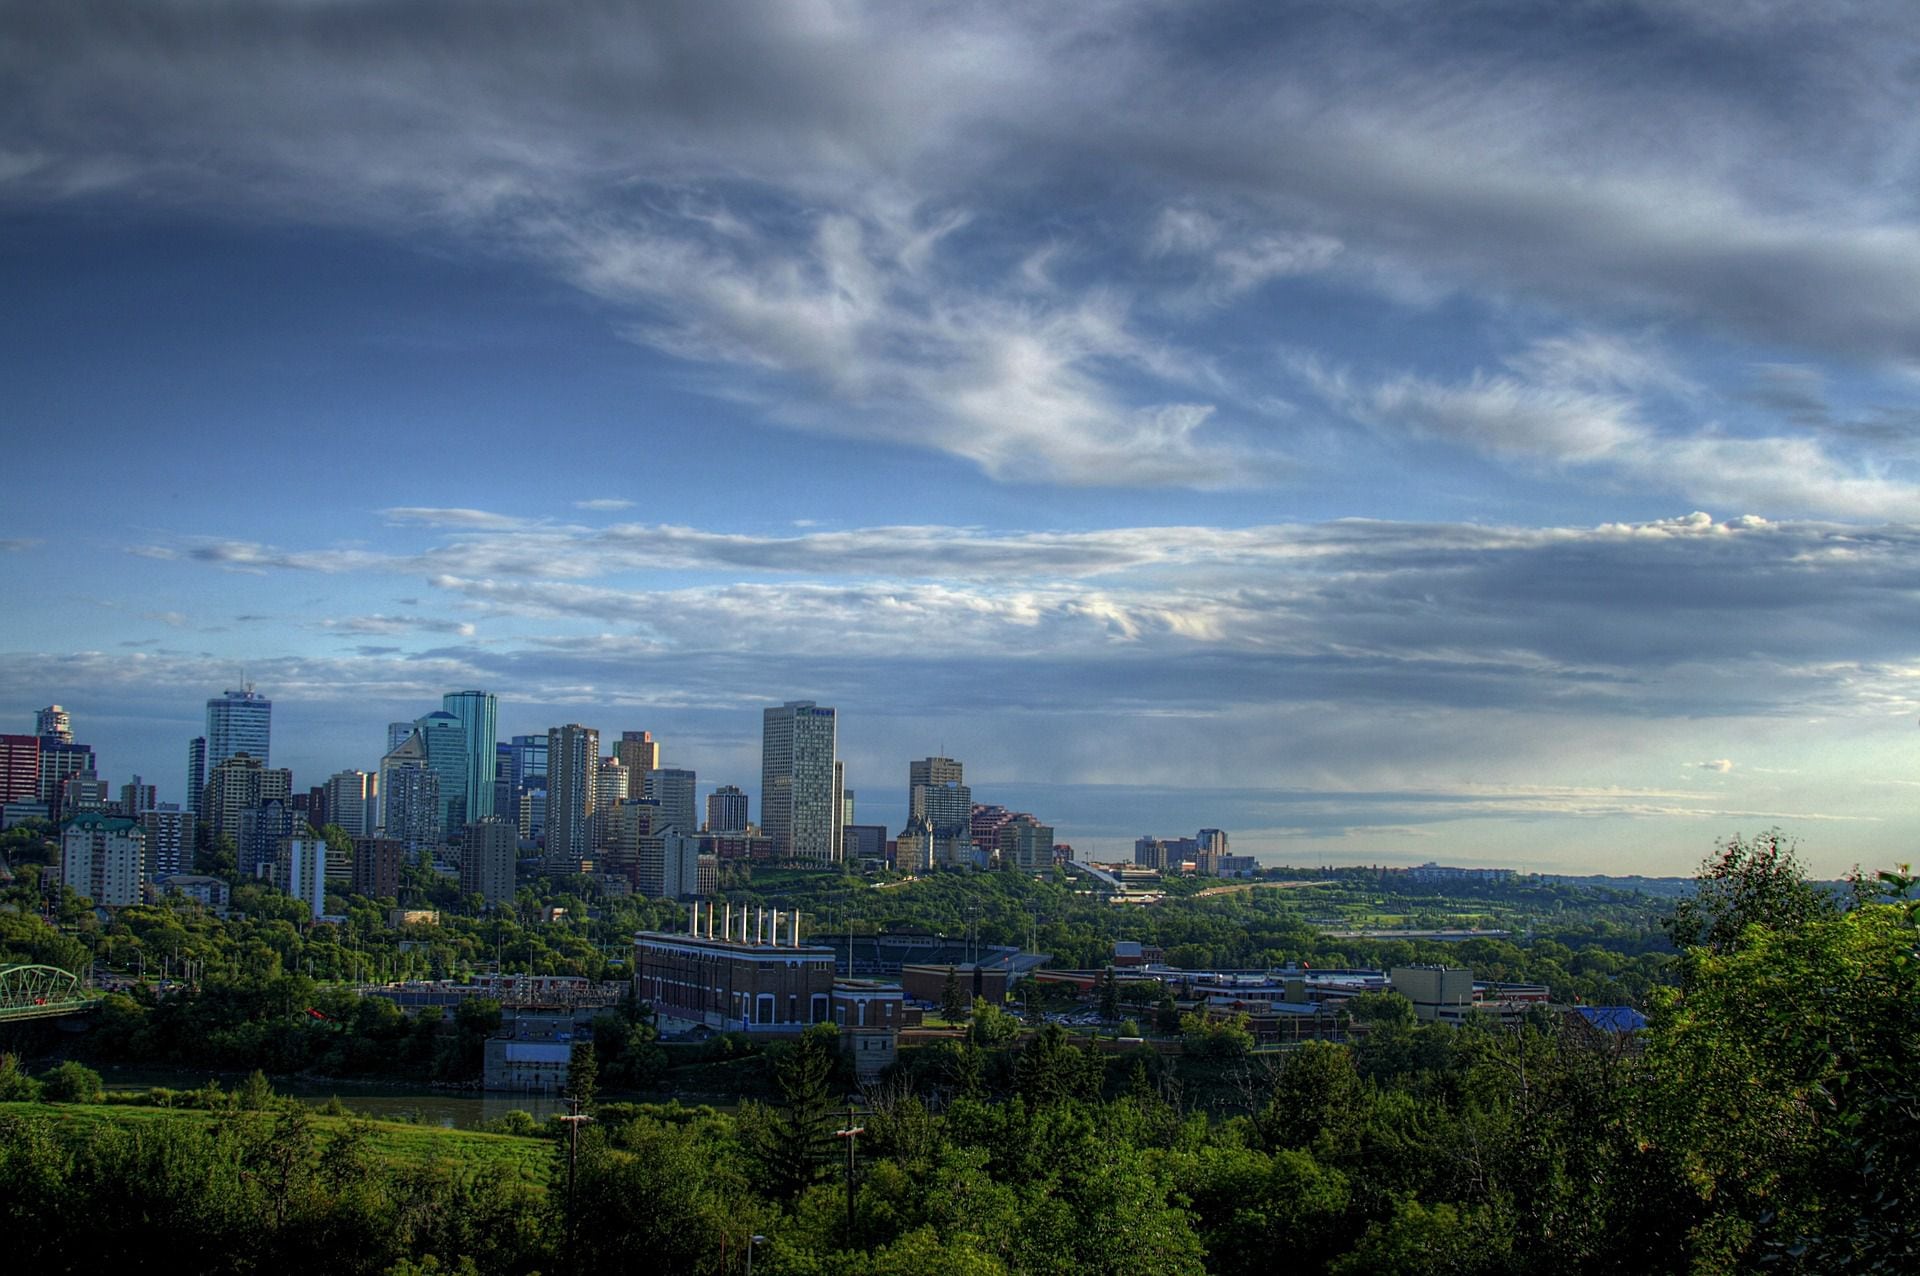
[
  {"left": 205, "top": 687, "right": 271, "bottom": 769},
  {"left": 440, "top": 690, "right": 498, "bottom": 823}
]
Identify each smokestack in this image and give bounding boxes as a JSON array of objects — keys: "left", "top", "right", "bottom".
[
  {"left": 790, "top": 911, "right": 800, "bottom": 947},
  {"left": 688, "top": 901, "right": 697, "bottom": 937},
  {"left": 705, "top": 902, "right": 715, "bottom": 940},
  {"left": 757, "top": 906, "right": 766, "bottom": 945},
  {"left": 771, "top": 909, "right": 781, "bottom": 946}
]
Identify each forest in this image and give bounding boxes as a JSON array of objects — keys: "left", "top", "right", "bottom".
[{"left": 0, "top": 833, "right": 1914, "bottom": 1273}]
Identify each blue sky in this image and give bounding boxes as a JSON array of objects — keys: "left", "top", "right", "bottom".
[{"left": 6, "top": 1, "right": 1920, "bottom": 875}]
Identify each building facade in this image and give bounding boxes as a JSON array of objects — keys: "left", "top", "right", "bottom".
[
  {"left": 636, "top": 908, "right": 835, "bottom": 1034},
  {"left": 440, "top": 690, "right": 498, "bottom": 824},
  {"left": 351, "top": 836, "right": 405, "bottom": 899},
  {"left": 323, "top": 770, "right": 380, "bottom": 838},
  {"left": 202, "top": 753, "right": 292, "bottom": 848},
  {"left": 61, "top": 813, "right": 145, "bottom": 907},
  {"left": 35, "top": 705, "right": 72, "bottom": 743},
  {"left": 706, "top": 785, "right": 748, "bottom": 833},
  {"left": 414, "top": 711, "right": 471, "bottom": 837},
  {"left": 138, "top": 804, "right": 194, "bottom": 884},
  {"left": 760, "top": 701, "right": 839, "bottom": 863},
  {"left": 462, "top": 817, "right": 517, "bottom": 907},
  {"left": 0, "top": 734, "right": 40, "bottom": 805},
  {"left": 649, "top": 766, "right": 697, "bottom": 836},
  {"left": 544, "top": 724, "right": 599, "bottom": 868},
  {"left": 206, "top": 687, "right": 271, "bottom": 770}
]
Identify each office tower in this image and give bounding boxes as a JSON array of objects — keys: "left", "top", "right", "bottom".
[
  {"left": 636, "top": 827, "right": 701, "bottom": 899},
  {"left": 119, "top": 776, "right": 157, "bottom": 819},
  {"left": 61, "top": 813, "right": 145, "bottom": 907},
  {"left": 615, "top": 730, "right": 659, "bottom": 795},
  {"left": 201, "top": 753, "right": 291, "bottom": 846},
  {"left": 58, "top": 772, "right": 111, "bottom": 820},
  {"left": 205, "top": 687, "right": 271, "bottom": 769},
  {"left": 187, "top": 737, "right": 207, "bottom": 820},
  {"left": 388, "top": 721, "right": 414, "bottom": 754},
  {"left": 237, "top": 798, "right": 297, "bottom": 880},
  {"left": 323, "top": 770, "right": 380, "bottom": 838},
  {"left": 508, "top": 734, "right": 549, "bottom": 789},
  {"left": 998, "top": 814, "right": 1055, "bottom": 874},
  {"left": 462, "top": 817, "right": 517, "bottom": 907},
  {"left": 277, "top": 836, "right": 330, "bottom": 919},
  {"left": 440, "top": 690, "right": 498, "bottom": 823},
  {"left": 379, "top": 730, "right": 441, "bottom": 851},
  {"left": 706, "top": 785, "right": 748, "bottom": 834},
  {"left": 493, "top": 744, "right": 513, "bottom": 828},
  {"left": 0, "top": 734, "right": 39, "bottom": 805},
  {"left": 35, "top": 705, "right": 72, "bottom": 743},
  {"left": 842, "top": 823, "right": 886, "bottom": 863},
  {"left": 909, "top": 757, "right": 965, "bottom": 821},
  {"left": 544, "top": 724, "right": 600, "bottom": 867},
  {"left": 139, "top": 805, "right": 193, "bottom": 884},
  {"left": 912, "top": 758, "right": 972, "bottom": 870},
  {"left": 38, "top": 740, "right": 94, "bottom": 803},
  {"left": 649, "top": 766, "right": 697, "bottom": 836},
  {"left": 414, "top": 710, "right": 471, "bottom": 836},
  {"left": 350, "top": 837, "right": 404, "bottom": 899},
  {"left": 760, "top": 701, "right": 838, "bottom": 863}
]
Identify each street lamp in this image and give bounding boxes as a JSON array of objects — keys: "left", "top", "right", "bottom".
[{"left": 745, "top": 1233, "right": 767, "bottom": 1276}]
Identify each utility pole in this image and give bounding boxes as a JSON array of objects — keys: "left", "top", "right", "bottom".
[
  {"left": 556, "top": 1093, "right": 594, "bottom": 1273},
  {"left": 834, "top": 1108, "right": 865, "bottom": 1250}
]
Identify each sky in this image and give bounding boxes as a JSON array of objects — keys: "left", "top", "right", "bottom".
[{"left": 4, "top": 1, "right": 1920, "bottom": 876}]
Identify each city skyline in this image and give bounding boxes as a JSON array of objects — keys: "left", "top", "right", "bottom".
[{"left": 6, "top": 5, "right": 1920, "bottom": 877}]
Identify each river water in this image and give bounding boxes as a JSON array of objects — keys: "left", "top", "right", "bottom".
[{"left": 95, "top": 1065, "right": 572, "bottom": 1129}]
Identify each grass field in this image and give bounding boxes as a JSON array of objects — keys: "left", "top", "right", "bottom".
[{"left": 0, "top": 1101, "right": 554, "bottom": 1189}]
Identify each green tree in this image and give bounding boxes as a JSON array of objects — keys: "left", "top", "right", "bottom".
[
  {"left": 744, "top": 1025, "right": 840, "bottom": 1201},
  {"left": 566, "top": 1041, "right": 599, "bottom": 1110},
  {"left": 38, "top": 1060, "right": 104, "bottom": 1103},
  {"left": 1259, "top": 1040, "right": 1363, "bottom": 1155},
  {"left": 1664, "top": 829, "right": 1834, "bottom": 961},
  {"left": 941, "top": 968, "right": 971, "bottom": 1024}
]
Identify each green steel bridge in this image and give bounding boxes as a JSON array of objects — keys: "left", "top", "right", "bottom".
[{"left": 0, "top": 964, "right": 95, "bottom": 1023}]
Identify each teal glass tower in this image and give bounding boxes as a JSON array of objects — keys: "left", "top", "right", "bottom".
[{"left": 441, "top": 690, "right": 498, "bottom": 824}]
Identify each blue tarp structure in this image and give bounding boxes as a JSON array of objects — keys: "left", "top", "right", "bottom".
[{"left": 1576, "top": 1005, "right": 1649, "bottom": 1033}]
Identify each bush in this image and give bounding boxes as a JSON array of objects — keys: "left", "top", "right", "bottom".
[
  {"left": 0, "top": 1053, "right": 43, "bottom": 1101},
  {"left": 39, "top": 1061, "right": 104, "bottom": 1103}
]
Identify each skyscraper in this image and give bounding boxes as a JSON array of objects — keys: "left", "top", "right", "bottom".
[
  {"left": 440, "top": 690, "right": 498, "bottom": 823},
  {"left": 205, "top": 687, "right": 271, "bottom": 769},
  {"left": 0, "top": 734, "right": 40, "bottom": 806},
  {"left": 388, "top": 721, "right": 415, "bottom": 754},
  {"left": 35, "top": 705, "right": 72, "bottom": 743},
  {"left": 545, "top": 724, "right": 599, "bottom": 867},
  {"left": 413, "top": 710, "right": 471, "bottom": 836},
  {"left": 649, "top": 767, "right": 697, "bottom": 836},
  {"left": 186, "top": 736, "right": 207, "bottom": 820},
  {"left": 461, "top": 817, "right": 517, "bottom": 907},
  {"left": 323, "top": 770, "right": 380, "bottom": 838},
  {"left": 379, "top": 729, "right": 441, "bottom": 851},
  {"left": 615, "top": 730, "right": 660, "bottom": 793},
  {"left": 909, "top": 757, "right": 965, "bottom": 820},
  {"left": 761, "top": 701, "right": 839, "bottom": 863},
  {"left": 706, "top": 785, "right": 748, "bottom": 833},
  {"left": 38, "top": 740, "right": 95, "bottom": 804}
]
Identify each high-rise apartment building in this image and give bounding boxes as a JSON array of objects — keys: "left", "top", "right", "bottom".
[
  {"left": 544, "top": 724, "right": 600, "bottom": 867},
  {"left": 649, "top": 767, "right": 697, "bottom": 837},
  {"left": 119, "top": 776, "right": 157, "bottom": 818},
  {"left": 351, "top": 837, "right": 404, "bottom": 899},
  {"left": 323, "top": 770, "right": 380, "bottom": 838},
  {"left": 237, "top": 798, "right": 297, "bottom": 880},
  {"left": 706, "top": 785, "right": 749, "bottom": 833},
  {"left": 61, "top": 813, "right": 145, "bottom": 907},
  {"left": 597, "top": 756, "right": 631, "bottom": 807},
  {"left": 139, "top": 804, "right": 193, "bottom": 883},
  {"left": 440, "top": 690, "right": 498, "bottom": 823},
  {"left": 0, "top": 735, "right": 39, "bottom": 805},
  {"left": 202, "top": 753, "right": 292, "bottom": 847},
  {"left": 379, "top": 730, "right": 441, "bottom": 851},
  {"left": 761, "top": 701, "right": 839, "bottom": 863},
  {"left": 414, "top": 711, "right": 471, "bottom": 836},
  {"left": 277, "top": 836, "right": 330, "bottom": 919},
  {"left": 35, "top": 705, "right": 72, "bottom": 743},
  {"left": 461, "top": 817, "right": 517, "bottom": 907},
  {"left": 205, "top": 687, "right": 271, "bottom": 769}
]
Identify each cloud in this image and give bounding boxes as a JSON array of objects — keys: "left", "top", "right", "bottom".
[
  {"left": 317, "top": 614, "right": 477, "bottom": 638},
  {"left": 26, "top": 4, "right": 1920, "bottom": 489},
  {"left": 1698, "top": 758, "right": 1735, "bottom": 773},
  {"left": 141, "top": 611, "right": 189, "bottom": 628},
  {"left": 572, "top": 498, "right": 635, "bottom": 511},
  {"left": 0, "top": 538, "right": 39, "bottom": 552}
]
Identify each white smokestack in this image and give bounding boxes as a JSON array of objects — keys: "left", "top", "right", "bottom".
[{"left": 790, "top": 911, "right": 800, "bottom": 947}]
